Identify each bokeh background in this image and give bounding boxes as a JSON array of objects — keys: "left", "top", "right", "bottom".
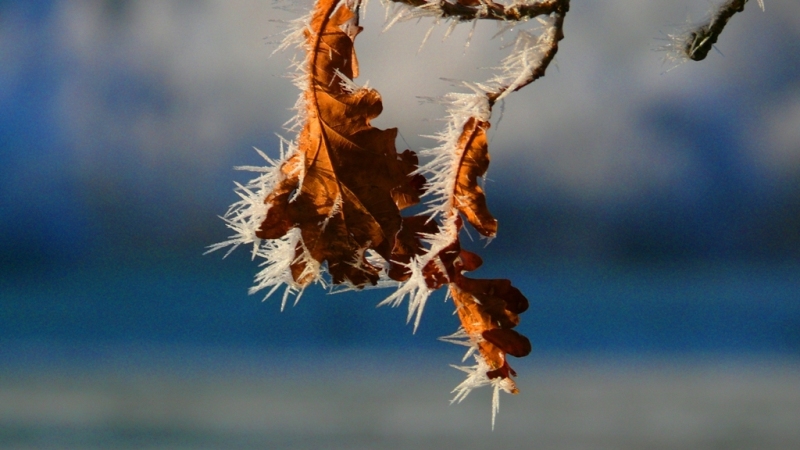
[{"left": 2, "top": 0, "right": 799, "bottom": 448}]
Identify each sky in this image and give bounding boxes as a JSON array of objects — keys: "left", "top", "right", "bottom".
[{"left": 1, "top": 0, "right": 800, "bottom": 355}]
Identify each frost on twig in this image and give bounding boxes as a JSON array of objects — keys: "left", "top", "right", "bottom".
[
  {"left": 660, "top": 0, "right": 764, "bottom": 65},
  {"left": 383, "top": 0, "right": 568, "bottom": 25}
]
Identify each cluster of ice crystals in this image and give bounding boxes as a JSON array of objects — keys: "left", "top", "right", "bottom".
[
  {"left": 451, "top": 354, "right": 517, "bottom": 430},
  {"left": 438, "top": 327, "right": 479, "bottom": 361},
  {"left": 206, "top": 140, "right": 316, "bottom": 306},
  {"left": 207, "top": 5, "right": 322, "bottom": 304},
  {"left": 381, "top": 0, "right": 446, "bottom": 31},
  {"left": 377, "top": 213, "right": 460, "bottom": 331},
  {"left": 489, "top": 20, "right": 558, "bottom": 100}
]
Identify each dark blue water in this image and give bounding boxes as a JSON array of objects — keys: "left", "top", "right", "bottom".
[
  {"left": 2, "top": 250, "right": 800, "bottom": 450},
  {"left": 2, "top": 248, "right": 800, "bottom": 363}
]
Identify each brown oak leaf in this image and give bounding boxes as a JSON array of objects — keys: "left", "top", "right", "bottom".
[
  {"left": 453, "top": 117, "right": 497, "bottom": 237},
  {"left": 420, "top": 216, "right": 530, "bottom": 386},
  {"left": 256, "top": 0, "right": 424, "bottom": 287},
  {"left": 388, "top": 215, "right": 439, "bottom": 282},
  {"left": 450, "top": 269, "right": 531, "bottom": 391}
]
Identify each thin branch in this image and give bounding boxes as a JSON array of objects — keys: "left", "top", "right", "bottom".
[
  {"left": 386, "top": 0, "right": 568, "bottom": 23},
  {"left": 487, "top": 6, "right": 566, "bottom": 105},
  {"left": 683, "top": 0, "right": 762, "bottom": 61}
]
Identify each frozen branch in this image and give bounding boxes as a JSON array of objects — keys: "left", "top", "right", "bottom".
[
  {"left": 486, "top": 6, "right": 566, "bottom": 105},
  {"left": 385, "top": 0, "right": 568, "bottom": 23},
  {"left": 665, "top": 0, "right": 765, "bottom": 63}
]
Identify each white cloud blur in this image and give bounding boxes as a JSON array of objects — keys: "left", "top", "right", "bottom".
[
  {"left": 51, "top": 0, "right": 300, "bottom": 174},
  {"left": 6, "top": 0, "right": 799, "bottom": 204}
]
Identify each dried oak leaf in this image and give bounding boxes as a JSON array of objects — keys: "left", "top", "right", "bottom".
[
  {"left": 256, "top": 0, "right": 424, "bottom": 287},
  {"left": 447, "top": 119, "right": 531, "bottom": 381},
  {"left": 453, "top": 117, "right": 497, "bottom": 237},
  {"left": 450, "top": 269, "right": 531, "bottom": 389},
  {"left": 388, "top": 215, "right": 439, "bottom": 282},
  {"left": 421, "top": 218, "right": 531, "bottom": 386}
]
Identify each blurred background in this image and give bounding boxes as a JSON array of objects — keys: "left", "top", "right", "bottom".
[{"left": 1, "top": 0, "right": 799, "bottom": 448}]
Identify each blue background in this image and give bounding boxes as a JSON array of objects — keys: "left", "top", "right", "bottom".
[{"left": 1, "top": 0, "right": 799, "bottom": 365}]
